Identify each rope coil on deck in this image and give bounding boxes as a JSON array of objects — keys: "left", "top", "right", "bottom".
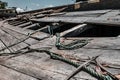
[{"left": 55, "top": 33, "right": 89, "bottom": 50}]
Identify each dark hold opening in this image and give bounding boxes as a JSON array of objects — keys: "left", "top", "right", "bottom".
[
  {"left": 26, "top": 22, "right": 120, "bottom": 37},
  {"left": 28, "top": 22, "right": 49, "bottom": 30},
  {"left": 64, "top": 25, "right": 120, "bottom": 37},
  {"left": 41, "top": 23, "right": 78, "bottom": 35},
  {"left": 28, "top": 25, "right": 41, "bottom": 30},
  {"left": 53, "top": 23, "right": 78, "bottom": 34}
]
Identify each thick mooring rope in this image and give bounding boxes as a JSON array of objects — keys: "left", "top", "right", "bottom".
[
  {"left": 37, "top": 50, "right": 113, "bottom": 80},
  {"left": 55, "top": 33, "right": 88, "bottom": 50}
]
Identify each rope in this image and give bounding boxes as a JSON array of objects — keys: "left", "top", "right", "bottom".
[
  {"left": 0, "top": 47, "right": 113, "bottom": 80},
  {"left": 47, "top": 25, "right": 53, "bottom": 36},
  {"left": 55, "top": 33, "right": 88, "bottom": 50},
  {"left": 36, "top": 50, "right": 113, "bottom": 80}
]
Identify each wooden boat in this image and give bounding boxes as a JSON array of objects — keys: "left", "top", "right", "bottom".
[{"left": 0, "top": 0, "right": 120, "bottom": 80}]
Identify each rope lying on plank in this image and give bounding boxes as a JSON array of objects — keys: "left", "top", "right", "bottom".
[
  {"left": 0, "top": 48, "right": 114, "bottom": 80},
  {"left": 55, "top": 33, "right": 89, "bottom": 50},
  {"left": 34, "top": 49, "right": 115, "bottom": 80},
  {"left": 65, "top": 54, "right": 100, "bottom": 80}
]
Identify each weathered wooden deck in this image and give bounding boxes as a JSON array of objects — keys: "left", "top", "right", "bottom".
[
  {"left": 0, "top": 26, "right": 120, "bottom": 80},
  {"left": 0, "top": 0, "right": 120, "bottom": 80}
]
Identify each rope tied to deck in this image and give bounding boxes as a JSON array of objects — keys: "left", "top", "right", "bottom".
[
  {"left": 47, "top": 25, "right": 53, "bottom": 36},
  {"left": 55, "top": 33, "right": 89, "bottom": 50},
  {"left": 38, "top": 50, "right": 113, "bottom": 80}
]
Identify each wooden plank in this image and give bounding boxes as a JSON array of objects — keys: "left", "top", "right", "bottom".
[
  {"left": 58, "top": 10, "right": 111, "bottom": 17},
  {"left": 85, "top": 16, "right": 120, "bottom": 26},
  {"left": 31, "top": 17, "right": 93, "bottom": 23},
  {"left": 0, "top": 65, "right": 38, "bottom": 80},
  {"left": 0, "top": 29, "right": 28, "bottom": 53},
  {"left": 98, "top": 10, "right": 120, "bottom": 18},
  {"left": 31, "top": 10, "right": 120, "bottom": 24},
  {"left": 18, "top": 22, "right": 31, "bottom": 28},
  {"left": 23, "top": 24, "right": 37, "bottom": 30},
  {"left": 31, "top": 10, "right": 110, "bottom": 23},
  {"left": 83, "top": 37, "right": 120, "bottom": 50},
  {"left": 9, "top": 21, "right": 27, "bottom": 26},
  {"left": 34, "top": 9, "right": 108, "bottom": 18},
  {"left": 60, "top": 24, "right": 92, "bottom": 37},
  {"left": 8, "top": 20, "right": 22, "bottom": 25},
  {"left": 13, "top": 21, "right": 28, "bottom": 26},
  {"left": 35, "top": 14, "right": 46, "bottom": 18}
]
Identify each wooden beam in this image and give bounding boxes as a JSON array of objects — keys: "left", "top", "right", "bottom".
[
  {"left": 18, "top": 22, "right": 31, "bottom": 28},
  {"left": 60, "top": 24, "right": 88, "bottom": 36}
]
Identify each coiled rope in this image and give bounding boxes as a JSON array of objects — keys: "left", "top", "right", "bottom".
[{"left": 55, "top": 33, "right": 89, "bottom": 50}]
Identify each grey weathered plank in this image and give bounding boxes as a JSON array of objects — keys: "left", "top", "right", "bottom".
[
  {"left": 83, "top": 37, "right": 120, "bottom": 50},
  {"left": 58, "top": 10, "right": 111, "bottom": 17},
  {"left": 8, "top": 20, "right": 23, "bottom": 25},
  {"left": 99, "top": 10, "right": 120, "bottom": 18},
  {"left": 9, "top": 20, "right": 26, "bottom": 26},
  {"left": 18, "top": 22, "right": 31, "bottom": 28},
  {"left": 31, "top": 10, "right": 120, "bottom": 25},
  {"left": 10, "top": 21, "right": 27, "bottom": 26},
  {"left": 30, "top": 10, "right": 112, "bottom": 23},
  {"left": 0, "top": 29, "right": 28, "bottom": 53},
  {"left": 31, "top": 17, "right": 94, "bottom": 23},
  {"left": 23, "top": 24, "right": 38, "bottom": 30},
  {"left": 0, "top": 65, "right": 38, "bottom": 80},
  {"left": 85, "top": 16, "right": 120, "bottom": 26},
  {"left": 60, "top": 24, "right": 93, "bottom": 37}
]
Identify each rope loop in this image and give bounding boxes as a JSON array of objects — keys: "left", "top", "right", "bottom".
[{"left": 55, "top": 33, "right": 89, "bottom": 50}]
